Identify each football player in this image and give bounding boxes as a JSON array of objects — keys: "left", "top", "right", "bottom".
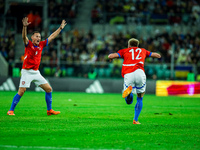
[
  {"left": 108, "top": 38, "right": 161, "bottom": 124},
  {"left": 7, "top": 17, "right": 67, "bottom": 116}
]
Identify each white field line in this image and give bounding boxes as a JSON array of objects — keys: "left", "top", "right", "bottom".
[{"left": 0, "top": 145, "right": 122, "bottom": 150}]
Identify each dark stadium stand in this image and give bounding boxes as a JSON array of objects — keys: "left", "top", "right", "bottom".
[
  {"left": 91, "top": 0, "right": 200, "bottom": 25},
  {"left": 0, "top": 0, "right": 200, "bottom": 80}
]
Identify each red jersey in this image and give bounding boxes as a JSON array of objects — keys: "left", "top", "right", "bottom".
[
  {"left": 117, "top": 47, "right": 152, "bottom": 78},
  {"left": 22, "top": 39, "right": 48, "bottom": 70}
]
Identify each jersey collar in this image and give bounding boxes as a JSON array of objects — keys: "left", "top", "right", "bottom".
[{"left": 33, "top": 44, "right": 39, "bottom": 48}]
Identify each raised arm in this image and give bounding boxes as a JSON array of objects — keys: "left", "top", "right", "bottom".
[
  {"left": 151, "top": 52, "right": 161, "bottom": 58},
  {"left": 48, "top": 20, "right": 67, "bottom": 44},
  {"left": 22, "top": 17, "right": 31, "bottom": 45}
]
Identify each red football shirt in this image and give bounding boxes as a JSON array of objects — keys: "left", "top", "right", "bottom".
[
  {"left": 117, "top": 47, "right": 152, "bottom": 78},
  {"left": 22, "top": 39, "right": 48, "bottom": 70}
]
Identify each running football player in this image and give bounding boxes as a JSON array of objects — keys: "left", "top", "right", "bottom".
[{"left": 108, "top": 38, "right": 161, "bottom": 124}]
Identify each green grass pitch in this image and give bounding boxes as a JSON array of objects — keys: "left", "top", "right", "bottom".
[{"left": 0, "top": 91, "right": 199, "bottom": 150}]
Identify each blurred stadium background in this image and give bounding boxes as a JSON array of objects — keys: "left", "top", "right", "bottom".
[
  {"left": 0, "top": 1, "right": 200, "bottom": 149},
  {"left": 0, "top": 0, "right": 200, "bottom": 95}
]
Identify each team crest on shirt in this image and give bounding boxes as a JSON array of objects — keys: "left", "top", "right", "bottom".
[{"left": 22, "top": 81, "right": 25, "bottom": 85}]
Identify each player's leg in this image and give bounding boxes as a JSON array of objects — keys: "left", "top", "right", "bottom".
[
  {"left": 133, "top": 92, "right": 145, "bottom": 124},
  {"left": 11, "top": 87, "right": 26, "bottom": 110},
  {"left": 123, "top": 73, "right": 135, "bottom": 105},
  {"left": 39, "top": 83, "right": 52, "bottom": 111},
  {"left": 124, "top": 85, "right": 134, "bottom": 105},
  {"left": 7, "top": 69, "right": 31, "bottom": 115},
  {"left": 34, "top": 70, "right": 52, "bottom": 111},
  {"left": 133, "top": 69, "right": 146, "bottom": 124},
  {"left": 7, "top": 87, "right": 26, "bottom": 115},
  {"left": 39, "top": 83, "right": 60, "bottom": 115},
  {"left": 35, "top": 71, "right": 60, "bottom": 116},
  {"left": 125, "top": 91, "right": 133, "bottom": 105}
]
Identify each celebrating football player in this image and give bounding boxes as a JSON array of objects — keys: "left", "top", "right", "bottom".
[
  {"left": 108, "top": 38, "right": 161, "bottom": 124},
  {"left": 7, "top": 17, "right": 67, "bottom": 116}
]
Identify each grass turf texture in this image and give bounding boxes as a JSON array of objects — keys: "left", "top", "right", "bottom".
[{"left": 0, "top": 91, "right": 199, "bottom": 150}]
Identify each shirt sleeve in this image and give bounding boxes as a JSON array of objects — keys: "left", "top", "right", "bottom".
[
  {"left": 25, "top": 40, "right": 30, "bottom": 47},
  {"left": 145, "top": 49, "right": 152, "bottom": 57},
  {"left": 41, "top": 39, "right": 48, "bottom": 47},
  {"left": 117, "top": 49, "right": 124, "bottom": 58},
  {"left": 46, "top": 39, "right": 48, "bottom": 47}
]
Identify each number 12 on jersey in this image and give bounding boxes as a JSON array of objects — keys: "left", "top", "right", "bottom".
[{"left": 129, "top": 48, "right": 142, "bottom": 60}]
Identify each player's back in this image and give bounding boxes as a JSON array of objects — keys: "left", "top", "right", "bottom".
[
  {"left": 117, "top": 47, "right": 151, "bottom": 77},
  {"left": 122, "top": 47, "right": 149, "bottom": 65}
]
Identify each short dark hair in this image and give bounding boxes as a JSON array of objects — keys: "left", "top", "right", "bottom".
[{"left": 32, "top": 31, "right": 40, "bottom": 35}]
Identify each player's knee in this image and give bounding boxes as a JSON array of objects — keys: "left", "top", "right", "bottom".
[
  {"left": 137, "top": 92, "right": 145, "bottom": 98},
  {"left": 18, "top": 88, "right": 26, "bottom": 96},
  {"left": 137, "top": 93, "right": 142, "bottom": 98},
  {"left": 45, "top": 86, "right": 52, "bottom": 93},
  {"left": 40, "top": 83, "right": 52, "bottom": 93}
]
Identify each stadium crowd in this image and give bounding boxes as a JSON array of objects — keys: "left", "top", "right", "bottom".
[
  {"left": 0, "top": 0, "right": 200, "bottom": 78},
  {"left": 44, "top": 28, "right": 200, "bottom": 65},
  {"left": 91, "top": 0, "right": 200, "bottom": 25},
  {"left": 0, "top": 32, "right": 15, "bottom": 64},
  {"left": 48, "top": 0, "right": 78, "bottom": 19},
  {"left": 1, "top": 25, "right": 200, "bottom": 78},
  {"left": 0, "top": 0, "right": 79, "bottom": 73},
  {"left": 32, "top": 27, "right": 199, "bottom": 78}
]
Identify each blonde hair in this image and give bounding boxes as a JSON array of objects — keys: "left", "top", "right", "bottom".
[{"left": 128, "top": 38, "right": 139, "bottom": 47}]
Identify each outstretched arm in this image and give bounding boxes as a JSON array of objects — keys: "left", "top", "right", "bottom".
[
  {"left": 151, "top": 52, "right": 161, "bottom": 58},
  {"left": 108, "top": 53, "right": 119, "bottom": 61},
  {"left": 22, "top": 17, "right": 31, "bottom": 45},
  {"left": 48, "top": 20, "right": 67, "bottom": 44}
]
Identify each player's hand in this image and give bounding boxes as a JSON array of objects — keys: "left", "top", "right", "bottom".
[
  {"left": 22, "top": 17, "right": 31, "bottom": 27},
  {"left": 108, "top": 54, "right": 113, "bottom": 62},
  {"left": 60, "top": 20, "right": 67, "bottom": 30}
]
